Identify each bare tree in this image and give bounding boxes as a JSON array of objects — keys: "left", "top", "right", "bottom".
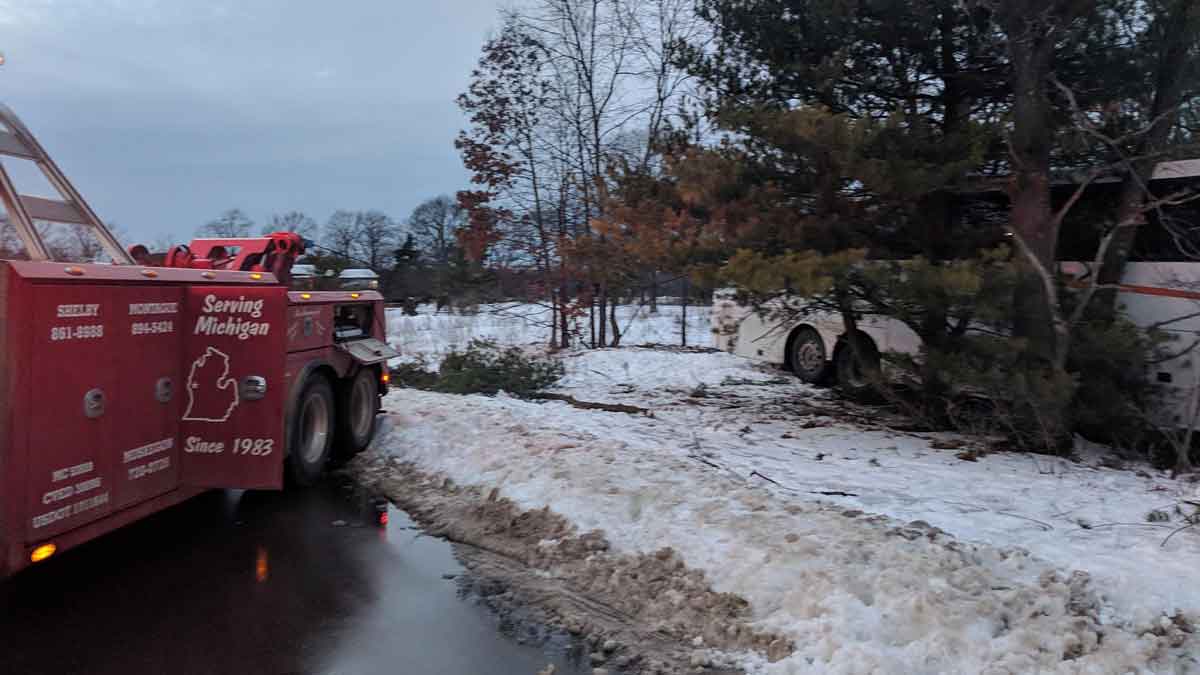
[
  {"left": 151, "top": 233, "right": 178, "bottom": 252},
  {"left": 531, "top": 0, "right": 635, "bottom": 344},
  {"left": 33, "top": 221, "right": 130, "bottom": 262},
  {"left": 66, "top": 223, "right": 106, "bottom": 261},
  {"left": 407, "top": 195, "right": 465, "bottom": 265},
  {"left": 620, "top": 0, "right": 705, "bottom": 171},
  {"left": 457, "top": 0, "right": 703, "bottom": 346},
  {"left": 324, "top": 210, "right": 360, "bottom": 259},
  {"left": 355, "top": 210, "right": 396, "bottom": 272},
  {"left": 322, "top": 209, "right": 396, "bottom": 271},
  {"left": 200, "top": 208, "right": 254, "bottom": 238},
  {"left": 265, "top": 210, "right": 319, "bottom": 240},
  {"left": 0, "top": 216, "right": 23, "bottom": 259},
  {"left": 458, "top": 18, "right": 574, "bottom": 344}
]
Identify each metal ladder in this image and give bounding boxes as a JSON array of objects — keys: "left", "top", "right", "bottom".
[{"left": 0, "top": 103, "right": 133, "bottom": 264}]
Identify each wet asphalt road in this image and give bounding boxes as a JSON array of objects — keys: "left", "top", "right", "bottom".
[{"left": 0, "top": 480, "right": 589, "bottom": 675}]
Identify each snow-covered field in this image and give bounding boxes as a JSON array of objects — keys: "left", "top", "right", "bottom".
[
  {"left": 377, "top": 306, "right": 1200, "bottom": 673},
  {"left": 386, "top": 302, "right": 712, "bottom": 365}
]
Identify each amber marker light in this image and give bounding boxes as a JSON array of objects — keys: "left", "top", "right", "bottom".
[
  {"left": 30, "top": 543, "right": 56, "bottom": 563},
  {"left": 64, "top": 266, "right": 84, "bottom": 276},
  {"left": 300, "top": 293, "right": 312, "bottom": 300},
  {"left": 350, "top": 292, "right": 361, "bottom": 299},
  {"left": 255, "top": 546, "right": 269, "bottom": 583},
  {"left": 140, "top": 269, "right": 158, "bottom": 278},
  {"left": 250, "top": 272, "right": 264, "bottom": 280}
]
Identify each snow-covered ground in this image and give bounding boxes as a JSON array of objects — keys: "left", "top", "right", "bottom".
[
  {"left": 556, "top": 349, "right": 1200, "bottom": 626},
  {"left": 386, "top": 302, "right": 712, "bottom": 366},
  {"left": 377, "top": 306, "right": 1200, "bottom": 673}
]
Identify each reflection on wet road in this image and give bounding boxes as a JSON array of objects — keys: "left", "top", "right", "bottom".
[{"left": 0, "top": 481, "right": 588, "bottom": 675}]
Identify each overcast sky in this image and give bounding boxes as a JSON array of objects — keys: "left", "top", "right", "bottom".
[{"left": 0, "top": 0, "right": 498, "bottom": 244}]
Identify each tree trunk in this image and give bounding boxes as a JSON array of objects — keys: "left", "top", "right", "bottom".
[
  {"left": 589, "top": 293, "right": 596, "bottom": 349},
  {"left": 914, "top": 190, "right": 956, "bottom": 403},
  {"left": 650, "top": 271, "right": 659, "bottom": 314},
  {"left": 597, "top": 282, "right": 608, "bottom": 347},
  {"left": 550, "top": 291, "right": 559, "bottom": 349},
  {"left": 837, "top": 289, "right": 862, "bottom": 373},
  {"left": 609, "top": 300, "right": 621, "bottom": 347},
  {"left": 998, "top": 0, "right": 1090, "bottom": 451},
  {"left": 559, "top": 281, "right": 571, "bottom": 348},
  {"left": 1002, "top": 4, "right": 1062, "bottom": 367},
  {"left": 681, "top": 276, "right": 689, "bottom": 347}
]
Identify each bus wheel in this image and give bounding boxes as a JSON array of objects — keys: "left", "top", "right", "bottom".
[
  {"left": 789, "top": 326, "right": 830, "bottom": 384},
  {"left": 288, "top": 375, "right": 335, "bottom": 486},
  {"left": 336, "top": 368, "right": 379, "bottom": 458},
  {"left": 836, "top": 335, "right": 881, "bottom": 398}
]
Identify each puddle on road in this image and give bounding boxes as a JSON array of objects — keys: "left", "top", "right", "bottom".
[
  {"left": 315, "top": 494, "right": 591, "bottom": 675},
  {"left": 0, "top": 479, "right": 592, "bottom": 675}
]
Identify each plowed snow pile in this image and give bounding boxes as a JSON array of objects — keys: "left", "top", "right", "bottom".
[{"left": 375, "top": 343, "right": 1200, "bottom": 674}]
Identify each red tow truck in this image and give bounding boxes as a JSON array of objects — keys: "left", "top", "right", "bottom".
[{"left": 0, "top": 104, "right": 397, "bottom": 577}]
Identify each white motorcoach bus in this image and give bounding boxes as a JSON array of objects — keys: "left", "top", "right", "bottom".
[{"left": 712, "top": 160, "right": 1200, "bottom": 427}]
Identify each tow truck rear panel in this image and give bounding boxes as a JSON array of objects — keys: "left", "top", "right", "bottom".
[{"left": 0, "top": 104, "right": 395, "bottom": 578}]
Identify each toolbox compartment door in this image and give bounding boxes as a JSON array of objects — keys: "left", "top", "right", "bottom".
[
  {"left": 112, "top": 287, "right": 183, "bottom": 509},
  {"left": 179, "top": 286, "right": 287, "bottom": 490},
  {"left": 337, "top": 337, "right": 399, "bottom": 366},
  {"left": 25, "top": 285, "right": 117, "bottom": 540}
]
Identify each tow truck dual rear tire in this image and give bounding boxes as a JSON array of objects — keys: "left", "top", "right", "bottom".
[
  {"left": 335, "top": 368, "right": 379, "bottom": 458},
  {"left": 288, "top": 375, "right": 335, "bottom": 486}
]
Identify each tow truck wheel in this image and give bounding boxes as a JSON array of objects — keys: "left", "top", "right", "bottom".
[
  {"left": 288, "top": 375, "right": 335, "bottom": 486},
  {"left": 336, "top": 368, "right": 379, "bottom": 457}
]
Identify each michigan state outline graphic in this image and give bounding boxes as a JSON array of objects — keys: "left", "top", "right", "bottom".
[{"left": 183, "top": 346, "right": 240, "bottom": 422}]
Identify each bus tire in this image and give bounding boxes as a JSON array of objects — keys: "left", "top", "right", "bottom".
[
  {"left": 336, "top": 367, "right": 379, "bottom": 458},
  {"left": 789, "top": 326, "right": 831, "bottom": 384},
  {"left": 836, "top": 334, "right": 881, "bottom": 398},
  {"left": 287, "top": 375, "right": 335, "bottom": 486}
]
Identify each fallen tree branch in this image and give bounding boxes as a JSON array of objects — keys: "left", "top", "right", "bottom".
[
  {"left": 533, "top": 392, "right": 649, "bottom": 415},
  {"left": 1162, "top": 521, "right": 1199, "bottom": 548},
  {"left": 995, "top": 512, "right": 1054, "bottom": 531},
  {"left": 750, "top": 470, "right": 860, "bottom": 497},
  {"left": 750, "top": 470, "right": 782, "bottom": 486},
  {"left": 688, "top": 455, "right": 722, "bottom": 470},
  {"left": 1074, "top": 522, "right": 1175, "bottom": 531}
]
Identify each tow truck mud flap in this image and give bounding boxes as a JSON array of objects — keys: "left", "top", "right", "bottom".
[
  {"left": 180, "top": 287, "right": 287, "bottom": 490},
  {"left": 337, "top": 337, "right": 399, "bottom": 366}
]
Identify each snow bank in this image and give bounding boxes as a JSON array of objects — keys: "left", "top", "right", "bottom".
[
  {"left": 552, "top": 350, "right": 1200, "bottom": 632},
  {"left": 377, "top": 384, "right": 1195, "bottom": 672},
  {"left": 376, "top": 338, "right": 1200, "bottom": 672}
]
